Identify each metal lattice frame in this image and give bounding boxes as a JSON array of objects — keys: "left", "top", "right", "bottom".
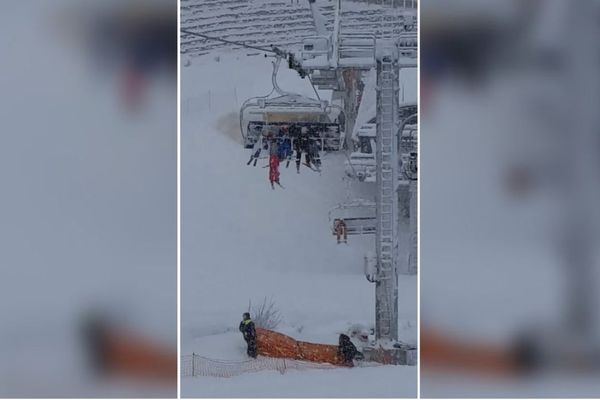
[{"left": 374, "top": 43, "right": 400, "bottom": 341}]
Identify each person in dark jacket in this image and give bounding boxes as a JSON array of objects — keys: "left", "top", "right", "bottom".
[
  {"left": 295, "top": 127, "right": 312, "bottom": 173},
  {"left": 239, "top": 312, "right": 257, "bottom": 358},
  {"left": 337, "top": 334, "right": 363, "bottom": 366},
  {"left": 277, "top": 137, "right": 293, "bottom": 162}
]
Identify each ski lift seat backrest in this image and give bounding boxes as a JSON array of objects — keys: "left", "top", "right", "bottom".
[
  {"left": 330, "top": 201, "right": 376, "bottom": 235},
  {"left": 332, "top": 218, "right": 376, "bottom": 235}
]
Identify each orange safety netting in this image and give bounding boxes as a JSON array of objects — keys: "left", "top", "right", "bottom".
[
  {"left": 255, "top": 328, "right": 349, "bottom": 366},
  {"left": 181, "top": 354, "right": 339, "bottom": 378}
]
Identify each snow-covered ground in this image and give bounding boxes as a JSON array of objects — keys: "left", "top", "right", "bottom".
[{"left": 181, "top": 53, "right": 416, "bottom": 397}]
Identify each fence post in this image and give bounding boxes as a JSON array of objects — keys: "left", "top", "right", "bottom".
[{"left": 192, "top": 353, "right": 195, "bottom": 377}]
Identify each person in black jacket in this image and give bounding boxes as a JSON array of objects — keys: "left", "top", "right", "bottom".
[
  {"left": 338, "top": 334, "right": 363, "bottom": 366},
  {"left": 239, "top": 312, "right": 257, "bottom": 358},
  {"left": 294, "top": 127, "right": 314, "bottom": 173}
]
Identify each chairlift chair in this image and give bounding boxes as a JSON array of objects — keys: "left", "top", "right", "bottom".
[
  {"left": 345, "top": 104, "right": 417, "bottom": 182},
  {"left": 328, "top": 199, "right": 377, "bottom": 236},
  {"left": 239, "top": 56, "right": 344, "bottom": 152}
]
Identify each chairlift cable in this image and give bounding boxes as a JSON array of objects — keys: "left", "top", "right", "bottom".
[
  {"left": 307, "top": 74, "right": 321, "bottom": 102},
  {"left": 181, "top": 29, "right": 279, "bottom": 55}
]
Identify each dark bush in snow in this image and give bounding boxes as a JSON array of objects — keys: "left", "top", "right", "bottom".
[{"left": 248, "top": 297, "right": 282, "bottom": 330}]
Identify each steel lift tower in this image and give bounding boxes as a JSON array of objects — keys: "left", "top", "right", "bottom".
[
  {"left": 295, "top": 0, "right": 417, "bottom": 364},
  {"left": 374, "top": 42, "right": 400, "bottom": 342}
]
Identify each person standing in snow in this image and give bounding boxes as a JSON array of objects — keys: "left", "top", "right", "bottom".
[
  {"left": 337, "top": 334, "right": 363, "bottom": 366},
  {"left": 239, "top": 312, "right": 257, "bottom": 358}
]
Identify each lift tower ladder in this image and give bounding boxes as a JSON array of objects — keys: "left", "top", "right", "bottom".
[{"left": 374, "top": 43, "right": 400, "bottom": 341}]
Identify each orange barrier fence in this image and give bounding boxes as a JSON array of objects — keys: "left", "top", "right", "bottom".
[{"left": 256, "top": 328, "right": 348, "bottom": 366}]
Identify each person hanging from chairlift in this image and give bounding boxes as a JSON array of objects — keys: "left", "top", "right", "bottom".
[
  {"left": 268, "top": 137, "right": 282, "bottom": 189},
  {"left": 295, "top": 127, "right": 312, "bottom": 173},
  {"left": 246, "top": 137, "right": 263, "bottom": 166},
  {"left": 247, "top": 126, "right": 268, "bottom": 167},
  {"left": 277, "top": 127, "right": 293, "bottom": 167},
  {"left": 334, "top": 218, "right": 348, "bottom": 244},
  {"left": 308, "top": 136, "right": 322, "bottom": 172},
  {"left": 288, "top": 123, "right": 301, "bottom": 139},
  {"left": 307, "top": 125, "right": 323, "bottom": 171}
]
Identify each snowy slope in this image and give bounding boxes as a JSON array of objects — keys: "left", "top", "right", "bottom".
[{"left": 181, "top": 53, "right": 416, "bottom": 397}]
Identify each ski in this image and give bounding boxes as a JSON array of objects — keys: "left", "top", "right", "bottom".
[{"left": 303, "top": 162, "right": 320, "bottom": 173}]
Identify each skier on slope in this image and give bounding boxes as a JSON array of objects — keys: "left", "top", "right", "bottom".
[
  {"left": 268, "top": 139, "right": 281, "bottom": 189},
  {"left": 337, "top": 334, "right": 364, "bottom": 367},
  {"left": 239, "top": 312, "right": 257, "bottom": 358}
]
